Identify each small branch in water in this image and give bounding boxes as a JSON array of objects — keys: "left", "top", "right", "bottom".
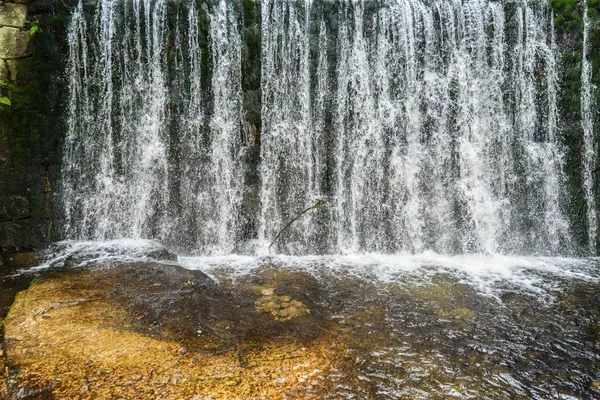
[{"left": 269, "top": 199, "right": 327, "bottom": 251}]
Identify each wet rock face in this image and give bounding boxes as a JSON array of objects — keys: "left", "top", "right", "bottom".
[
  {"left": 0, "top": 0, "right": 68, "bottom": 257},
  {"left": 0, "top": 195, "right": 30, "bottom": 222},
  {"left": 106, "top": 262, "right": 331, "bottom": 347}
]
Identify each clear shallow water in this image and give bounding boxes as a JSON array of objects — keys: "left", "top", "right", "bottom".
[
  {"left": 178, "top": 250, "right": 600, "bottom": 398},
  {"left": 26, "top": 240, "right": 600, "bottom": 398}
]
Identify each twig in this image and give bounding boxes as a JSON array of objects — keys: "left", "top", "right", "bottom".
[{"left": 269, "top": 199, "right": 326, "bottom": 250}]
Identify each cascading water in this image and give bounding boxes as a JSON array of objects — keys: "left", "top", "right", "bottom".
[
  {"left": 62, "top": 0, "right": 583, "bottom": 256},
  {"left": 63, "top": 0, "right": 171, "bottom": 240},
  {"left": 258, "top": 0, "right": 315, "bottom": 253},
  {"left": 581, "top": 0, "right": 597, "bottom": 254},
  {"left": 258, "top": 0, "right": 571, "bottom": 255},
  {"left": 62, "top": 0, "right": 245, "bottom": 254},
  {"left": 175, "top": 0, "right": 244, "bottom": 253},
  {"left": 42, "top": 3, "right": 600, "bottom": 397}
]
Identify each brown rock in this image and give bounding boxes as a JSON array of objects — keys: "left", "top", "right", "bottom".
[{"left": 3, "top": 264, "right": 357, "bottom": 398}]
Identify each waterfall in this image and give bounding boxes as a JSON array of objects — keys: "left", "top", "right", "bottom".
[
  {"left": 258, "top": 0, "right": 316, "bottom": 253},
  {"left": 62, "top": 0, "right": 579, "bottom": 256},
  {"left": 62, "top": 0, "right": 244, "bottom": 254},
  {"left": 63, "top": 0, "right": 170, "bottom": 240},
  {"left": 581, "top": 1, "right": 597, "bottom": 254},
  {"left": 258, "top": 0, "right": 570, "bottom": 255}
]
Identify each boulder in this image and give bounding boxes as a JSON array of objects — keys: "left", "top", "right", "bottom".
[
  {"left": 0, "top": 26, "right": 31, "bottom": 59},
  {"left": 0, "top": 3, "right": 27, "bottom": 28}
]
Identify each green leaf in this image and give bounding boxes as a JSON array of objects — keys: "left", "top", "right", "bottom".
[
  {"left": 29, "top": 24, "right": 39, "bottom": 36},
  {"left": 0, "top": 97, "right": 11, "bottom": 106}
]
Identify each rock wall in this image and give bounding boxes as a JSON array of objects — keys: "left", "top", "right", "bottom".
[
  {"left": 0, "top": 0, "right": 70, "bottom": 258},
  {"left": 0, "top": 0, "right": 32, "bottom": 261}
]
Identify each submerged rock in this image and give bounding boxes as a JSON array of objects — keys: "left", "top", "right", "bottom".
[
  {"left": 255, "top": 291, "right": 310, "bottom": 321},
  {"left": 2, "top": 262, "right": 363, "bottom": 399}
]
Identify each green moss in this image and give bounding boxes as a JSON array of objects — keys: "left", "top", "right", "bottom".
[
  {"left": 552, "top": 0, "right": 582, "bottom": 33},
  {"left": 29, "top": 276, "right": 43, "bottom": 287}
]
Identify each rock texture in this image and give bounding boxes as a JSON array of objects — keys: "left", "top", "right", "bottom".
[
  {"left": 2, "top": 262, "right": 363, "bottom": 399},
  {"left": 0, "top": 0, "right": 32, "bottom": 255},
  {"left": 0, "top": 195, "right": 30, "bottom": 222},
  {"left": 0, "top": 3, "right": 27, "bottom": 28},
  {"left": 0, "top": 0, "right": 68, "bottom": 256},
  {"left": 0, "top": 27, "right": 30, "bottom": 59},
  {"left": 0, "top": 3, "right": 29, "bottom": 62}
]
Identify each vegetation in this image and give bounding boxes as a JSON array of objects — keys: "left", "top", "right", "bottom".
[
  {"left": 0, "top": 97, "right": 10, "bottom": 111},
  {"left": 179, "top": 276, "right": 195, "bottom": 290},
  {"left": 0, "top": 81, "right": 10, "bottom": 111},
  {"left": 25, "top": 18, "right": 41, "bottom": 37}
]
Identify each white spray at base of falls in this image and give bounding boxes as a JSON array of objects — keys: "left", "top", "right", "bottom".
[
  {"left": 581, "top": 1, "right": 598, "bottom": 254},
  {"left": 62, "top": 0, "right": 582, "bottom": 256}
]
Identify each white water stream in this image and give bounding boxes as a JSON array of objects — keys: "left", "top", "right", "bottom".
[{"left": 61, "top": 0, "right": 592, "bottom": 257}]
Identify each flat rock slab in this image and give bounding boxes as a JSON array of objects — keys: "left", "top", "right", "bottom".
[{"left": 2, "top": 262, "right": 363, "bottom": 399}]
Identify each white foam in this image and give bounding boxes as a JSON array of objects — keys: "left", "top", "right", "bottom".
[
  {"left": 31, "top": 239, "right": 177, "bottom": 272},
  {"left": 19, "top": 240, "right": 599, "bottom": 298},
  {"left": 178, "top": 252, "right": 600, "bottom": 297}
]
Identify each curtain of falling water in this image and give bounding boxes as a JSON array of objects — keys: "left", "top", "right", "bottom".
[
  {"left": 258, "top": 0, "right": 316, "bottom": 253},
  {"left": 62, "top": 0, "right": 243, "bottom": 254},
  {"left": 259, "top": 0, "right": 571, "bottom": 255},
  {"left": 62, "top": 0, "right": 578, "bottom": 256},
  {"left": 581, "top": 1, "right": 598, "bottom": 254},
  {"left": 63, "top": 0, "right": 170, "bottom": 240}
]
